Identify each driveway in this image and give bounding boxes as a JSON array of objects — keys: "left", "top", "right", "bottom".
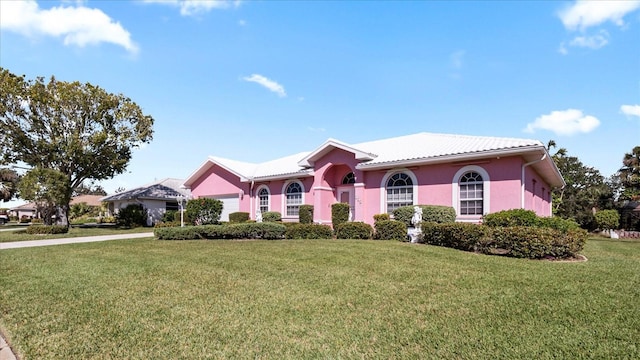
[{"left": 0, "top": 232, "right": 154, "bottom": 250}]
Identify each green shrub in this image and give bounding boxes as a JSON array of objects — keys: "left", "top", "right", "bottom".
[
  {"left": 154, "top": 221, "right": 181, "bottom": 228},
  {"left": 483, "top": 209, "right": 539, "bottom": 227},
  {"left": 25, "top": 225, "right": 69, "bottom": 234},
  {"left": 594, "top": 209, "right": 620, "bottom": 230},
  {"left": 422, "top": 223, "right": 489, "bottom": 252},
  {"left": 186, "top": 198, "right": 223, "bottom": 225},
  {"left": 20, "top": 215, "right": 31, "bottom": 223},
  {"left": 422, "top": 205, "right": 456, "bottom": 223},
  {"left": 392, "top": 206, "right": 415, "bottom": 227},
  {"left": 374, "top": 220, "right": 406, "bottom": 240},
  {"left": 116, "top": 204, "right": 148, "bottom": 228},
  {"left": 285, "top": 223, "right": 333, "bottom": 239},
  {"left": 31, "top": 218, "right": 44, "bottom": 224},
  {"left": 162, "top": 210, "right": 177, "bottom": 223},
  {"left": 536, "top": 216, "right": 581, "bottom": 232},
  {"left": 373, "top": 213, "right": 390, "bottom": 224},
  {"left": 331, "top": 203, "right": 350, "bottom": 230},
  {"left": 229, "top": 212, "right": 250, "bottom": 223},
  {"left": 335, "top": 222, "right": 373, "bottom": 239},
  {"left": 299, "top": 205, "right": 314, "bottom": 224},
  {"left": 490, "top": 226, "right": 587, "bottom": 259},
  {"left": 100, "top": 216, "right": 116, "bottom": 224},
  {"left": 262, "top": 211, "right": 282, "bottom": 222},
  {"left": 155, "top": 223, "right": 287, "bottom": 240}
]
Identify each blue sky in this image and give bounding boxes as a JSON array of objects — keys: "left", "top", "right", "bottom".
[{"left": 1, "top": 0, "right": 639, "bottom": 207}]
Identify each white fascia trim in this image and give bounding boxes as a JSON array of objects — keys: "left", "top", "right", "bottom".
[
  {"left": 452, "top": 165, "right": 491, "bottom": 216},
  {"left": 298, "top": 139, "right": 376, "bottom": 167},
  {"left": 245, "top": 171, "right": 314, "bottom": 183},
  {"left": 357, "top": 146, "right": 544, "bottom": 171}
]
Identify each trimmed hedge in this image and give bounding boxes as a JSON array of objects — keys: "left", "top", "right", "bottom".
[
  {"left": 374, "top": 220, "right": 407, "bottom": 241},
  {"left": 299, "top": 205, "right": 314, "bottom": 224},
  {"left": 373, "top": 213, "right": 390, "bottom": 223},
  {"left": 186, "top": 198, "right": 223, "bottom": 225},
  {"left": 155, "top": 222, "right": 286, "bottom": 240},
  {"left": 332, "top": 203, "right": 350, "bottom": 230},
  {"left": 483, "top": 209, "right": 539, "bottom": 227},
  {"left": 262, "top": 211, "right": 282, "bottom": 222},
  {"left": 229, "top": 212, "right": 250, "bottom": 223},
  {"left": 335, "top": 222, "right": 373, "bottom": 239},
  {"left": 421, "top": 222, "right": 588, "bottom": 259},
  {"left": 285, "top": 223, "right": 333, "bottom": 239},
  {"left": 393, "top": 205, "right": 456, "bottom": 227},
  {"left": 25, "top": 225, "right": 69, "bottom": 234}
]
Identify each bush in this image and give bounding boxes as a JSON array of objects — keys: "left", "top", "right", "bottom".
[
  {"left": 483, "top": 209, "right": 539, "bottom": 227},
  {"left": 536, "top": 216, "right": 581, "bottom": 232},
  {"left": 299, "top": 205, "right": 314, "bottom": 224},
  {"left": 594, "top": 209, "right": 620, "bottom": 230},
  {"left": 229, "top": 212, "right": 250, "bottom": 223},
  {"left": 20, "top": 215, "right": 31, "bottom": 223},
  {"left": 186, "top": 198, "right": 223, "bottom": 225},
  {"left": 374, "top": 220, "right": 406, "bottom": 240},
  {"left": 373, "top": 213, "right": 390, "bottom": 224},
  {"left": 422, "top": 223, "right": 490, "bottom": 252},
  {"left": 100, "top": 216, "right": 116, "bottom": 224},
  {"left": 262, "top": 211, "right": 282, "bottom": 222},
  {"left": 331, "top": 203, "right": 350, "bottom": 230},
  {"left": 162, "top": 210, "right": 177, "bottom": 223},
  {"left": 116, "top": 204, "right": 147, "bottom": 228},
  {"left": 31, "top": 218, "right": 44, "bottom": 224},
  {"left": 154, "top": 221, "right": 181, "bottom": 228},
  {"left": 392, "top": 206, "right": 415, "bottom": 227},
  {"left": 335, "top": 222, "right": 373, "bottom": 239},
  {"left": 25, "top": 225, "right": 69, "bottom": 234},
  {"left": 285, "top": 223, "right": 333, "bottom": 239},
  {"left": 422, "top": 205, "right": 456, "bottom": 224},
  {"left": 154, "top": 222, "right": 287, "bottom": 240}
]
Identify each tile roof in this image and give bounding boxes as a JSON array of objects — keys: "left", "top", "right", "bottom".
[{"left": 101, "top": 178, "right": 190, "bottom": 202}]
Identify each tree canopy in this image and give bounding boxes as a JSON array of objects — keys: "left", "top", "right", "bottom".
[
  {"left": 618, "top": 145, "right": 640, "bottom": 201},
  {"left": 0, "top": 68, "right": 154, "bottom": 225},
  {"left": 0, "top": 168, "right": 19, "bottom": 202}
]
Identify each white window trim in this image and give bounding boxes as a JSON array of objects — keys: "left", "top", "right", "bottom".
[
  {"left": 282, "top": 180, "right": 305, "bottom": 219},
  {"left": 379, "top": 169, "right": 418, "bottom": 214},
  {"left": 256, "top": 185, "right": 271, "bottom": 214},
  {"left": 452, "top": 165, "right": 490, "bottom": 219}
]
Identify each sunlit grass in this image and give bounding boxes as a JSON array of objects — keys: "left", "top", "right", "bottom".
[{"left": 1, "top": 238, "right": 638, "bottom": 359}]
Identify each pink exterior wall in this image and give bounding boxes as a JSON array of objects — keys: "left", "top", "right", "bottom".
[{"left": 189, "top": 153, "right": 555, "bottom": 225}]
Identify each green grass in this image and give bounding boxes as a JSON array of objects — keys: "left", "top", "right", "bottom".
[
  {"left": 1, "top": 238, "right": 638, "bottom": 359},
  {"left": 0, "top": 226, "right": 152, "bottom": 242}
]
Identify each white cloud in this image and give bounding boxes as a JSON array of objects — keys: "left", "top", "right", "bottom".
[
  {"left": 621, "top": 104, "right": 640, "bottom": 117},
  {"left": 569, "top": 30, "right": 609, "bottom": 49},
  {"left": 144, "top": 0, "right": 240, "bottom": 16},
  {"left": 0, "top": 0, "right": 138, "bottom": 53},
  {"left": 450, "top": 50, "right": 465, "bottom": 69},
  {"left": 558, "top": 0, "right": 640, "bottom": 31},
  {"left": 242, "top": 74, "right": 287, "bottom": 98},
  {"left": 558, "top": 42, "right": 569, "bottom": 55},
  {"left": 525, "top": 109, "right": 600, "bottom": 136}
]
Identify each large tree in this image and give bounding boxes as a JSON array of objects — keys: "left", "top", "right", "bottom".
[
  {"left": 0, "top": 68, "right": 154, "bottom": 225},
  {"left": 0, "top": 168, "right": 19, "bottom": 202},
  {"left": 550, "top": 143, "right": 613, "bottom": 230},
  {"left": 618, "top": 145, "right": 640, "bottom": 201}
]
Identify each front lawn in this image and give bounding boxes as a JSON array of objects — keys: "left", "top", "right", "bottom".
[
  {"left": 0, "top": 238, "right": 638, "bottom": 359},
  {"left": 0, "top": 226, "right": 152, "bottom": 242}
]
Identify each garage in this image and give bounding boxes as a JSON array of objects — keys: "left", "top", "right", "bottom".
[{"left": 207, "top": 194, "right": 239, "bottom": 222}]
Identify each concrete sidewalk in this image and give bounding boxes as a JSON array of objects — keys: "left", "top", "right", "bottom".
[{"left": 0, "top": 232, "right": 154, "bottom": 250}]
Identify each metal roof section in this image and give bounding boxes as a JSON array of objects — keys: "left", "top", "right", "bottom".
[{"left": 186, "top": 132, "right": 564, "bottom": 188}]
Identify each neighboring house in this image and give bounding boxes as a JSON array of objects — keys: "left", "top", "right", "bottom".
[
  {"left": 101, "top": 178, "right": 190, "bottom": 226},
  {"left": 9, "top": 195, "right": 104, "bottom": 220},
  {"left": 9, "top": 202, "right": 37, "bottom": 220},
  {"left": 183, "top": 132, "right": 565, "bottom": 225}
]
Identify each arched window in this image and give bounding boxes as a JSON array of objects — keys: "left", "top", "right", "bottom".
[
  {"left": 459, "top": 171, "right": 483, "bottom": 215},
  {"left": 342, "top": 172, "right": 355, "bottom": 184},
  {"left": 285, "top": 181, "right": 303, "bottom": 217},
  {"left": 257, "top": 187, "right": 269, "bottom": 213},
  {"left": 386, "top": 172, "right": 413, "bottom": 213}
]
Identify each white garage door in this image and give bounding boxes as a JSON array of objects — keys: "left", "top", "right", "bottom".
[{"left": 212, "top": 195, "right": 239, "bottom": 222}]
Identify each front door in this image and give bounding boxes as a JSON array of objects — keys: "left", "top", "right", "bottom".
[{"left": 337, "top": 187, "right": 355, "bottom": 221}]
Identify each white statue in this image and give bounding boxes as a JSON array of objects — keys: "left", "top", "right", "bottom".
[
  {"left": 411, "top": 206, "right": 423, "bottom": 227},
  {"left": 255, "top": 209, "right": 263, "bottom": 223}
]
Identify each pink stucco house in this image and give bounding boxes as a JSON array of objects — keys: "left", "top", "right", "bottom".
[{"left": 182, "top": 132, "right": 564, "bottom": 225}]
